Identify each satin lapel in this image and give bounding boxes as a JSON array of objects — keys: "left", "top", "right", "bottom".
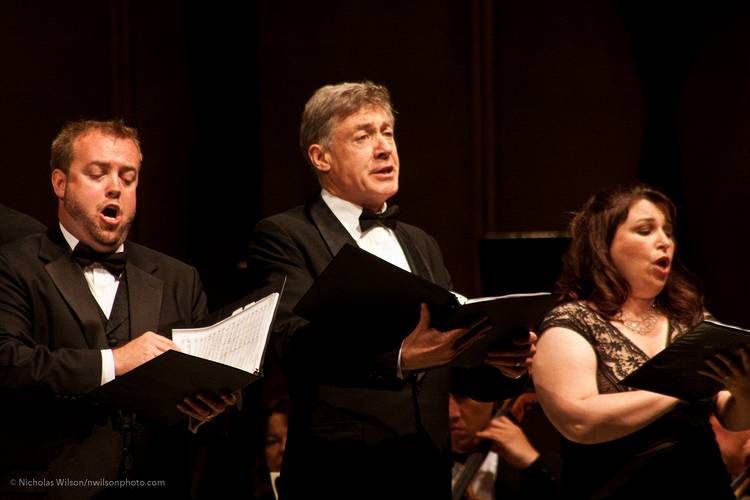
[
  {"left": 307, "top": 194, "right": 357, "bottom": 257},
  {"left": 125, "top": 257, "right": 163, "bottom": 339},
  {"left": 42, "top": 232, "right": 107, "bottom": 349},
  {"left": 394, "top": 224, "right": 434, "bottom": 283}
]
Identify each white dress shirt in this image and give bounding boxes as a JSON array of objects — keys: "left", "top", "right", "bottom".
[
  {"left": 451, "top": 451, "right": 499, "bottom": 500},
  {"left": 321, "top": 189, "right": 411, "bottom": 272},
  {"left": 321, "top": 190, "right": 413, "bottom": 376},
  {"left": 60, "top": 223, "right": 123, "bottom": 385}
]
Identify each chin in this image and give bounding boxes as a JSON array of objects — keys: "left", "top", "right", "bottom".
[
  {"left": 370, "top": 181, "right": 397, "bottom": 196},
  {"left": 452, "top": 438, "right": 471, "bottom": 452},
  {"left": 380, "top": 190, "right": 398, "bottom": 205},
  {"left": 93, "top": 233, "right": 125, "bottom": 250}
]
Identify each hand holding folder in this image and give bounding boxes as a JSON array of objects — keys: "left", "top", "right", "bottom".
[
  {"left": 89, "top": 281, "right": 284, "bottom": 425},
  {"left": 400, "top": 303, "right": 492, "bottom": 372},
  {"left": 620, "top": 319, "right": 750, "bottom": 400},
  {"left": 293, "top": 245, "right": 558, "bottom": 370}
]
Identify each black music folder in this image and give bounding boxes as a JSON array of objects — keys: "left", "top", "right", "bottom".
[
  {"left": 89, "top": 280, "right": 284, "bottom": 425},
  {"left": 293, "top": 244, "right": 557, "bottom": 366},
  {"left": 620, "top": 319, "right": 750, "bottom": 400}
]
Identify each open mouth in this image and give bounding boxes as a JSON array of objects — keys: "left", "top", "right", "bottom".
[
  {"left": 100, "top": 205, "right": 120, "bottom": 224},
  {"left": 371, "top": 166, "right": 394, "bottom": 175},
  {"left": 654, "top": 257, "right": 670, "bottom": 270}
]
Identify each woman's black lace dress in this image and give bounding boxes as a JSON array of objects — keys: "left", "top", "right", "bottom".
[{"left": 539, "top": 301, "right": 733, "bottom": 499}]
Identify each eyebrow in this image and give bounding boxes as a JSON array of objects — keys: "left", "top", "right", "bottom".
[
  {"left": 634, "top": 216, "right": 672, "bottom": 227},
  {"left": 353, "top": 121, "right": 393, "bottom": 131},
  {"left": 86, "top": 161, "right": 139, "bottom": 171}
]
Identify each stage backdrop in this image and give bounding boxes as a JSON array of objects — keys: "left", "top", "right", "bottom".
[{"left": 0, "top": 0, "right": 748, "bottom": 324}]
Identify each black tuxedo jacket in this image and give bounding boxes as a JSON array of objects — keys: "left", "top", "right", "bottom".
[
  {"left": 0, "top": 203, "right": 45, "bottom": 246},
  {"left": 248, "top": 194, "right": 455, "bottom": 499},
  {"left": 0, "top": 227, "right": 206, "bottom": 498}
]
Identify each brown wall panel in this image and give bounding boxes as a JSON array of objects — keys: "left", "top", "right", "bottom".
[
  {"left": 257, "top": 0, "right": 480, "bottom": 293},
  {"left": 491, "top": 0, "right": 642, "bottom": 233},
  {"left": 1, "top": 1, "right": 750, "bottom": 320},
  {"left": 0, "top": 1, "right": 113, "bottom": 227},
  {"left": 677, "top": 11, "right": 750, "bottom": 324}
]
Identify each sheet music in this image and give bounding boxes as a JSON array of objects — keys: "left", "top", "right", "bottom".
[
  {"left": 451, "top": 291, "right": 550, "bottom": 306},
  {"left": 463, "top": 291, "right": 551, "bottom": 305},
  {"left": 172, "top": 293, "right": 279, "bottom": 375}
]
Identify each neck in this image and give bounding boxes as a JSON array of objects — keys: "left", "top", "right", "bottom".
[
  {"left": 622, "top": 296, "right": 655, "bottom": 316},
  {"left": 320, "top": 187, "right": 388, "bottom": 212},
  {"left": 58, "top": 219, "right": 123, "bottom": 254}
]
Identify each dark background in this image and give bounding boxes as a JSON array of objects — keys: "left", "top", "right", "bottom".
[
  {"left": 4, "top": 0, "right": 750, "bottom": 494},
  {"left": 4, "top": 0, "right": 749, "bottom": 324}
]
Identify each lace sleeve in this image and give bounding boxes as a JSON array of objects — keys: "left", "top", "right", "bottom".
[
  {"left": 538, "top": 301, "right": 649, "bottom": 393},
  {"left": 539, "top": 302, "right": 595, "bottom": 344}
]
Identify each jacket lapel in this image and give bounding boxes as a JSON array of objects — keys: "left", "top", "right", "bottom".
[
  {"left": 42, "top": 228, "right": 107, "bottom": 349},
  {"left": 125, "top": 245, "right": 163, "bottom": 339},
  {"left": 394, "top": 224, "right": 434, "bottom": 283},
  {"left": 307, "top": 193, "right": 357, "bottom": 257},
  {"left": 308, "top": 193, "right": 436, "bottom": 283}
]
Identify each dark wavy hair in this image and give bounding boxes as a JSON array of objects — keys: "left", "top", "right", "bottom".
[{"left": 556, "top": 183, "right": 703, "bottom": 326}]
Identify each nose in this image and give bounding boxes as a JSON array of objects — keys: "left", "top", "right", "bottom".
[
  {"left": 105, "top": 172, "right": 122, "bottom": 198},
  {"left": 656, "top": 229, "right": 672, "bottom": 251},
  {"left": 449, "top": 395, "right": 461, "bottom": 421},
  {"left": 374, "top": 133, "right": 393, "bottom": 159}
]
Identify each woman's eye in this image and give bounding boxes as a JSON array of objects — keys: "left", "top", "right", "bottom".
[{"left": 265, "top": 437, "right": 280, "bottom": 447}]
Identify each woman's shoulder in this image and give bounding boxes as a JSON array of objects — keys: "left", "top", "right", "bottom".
[
  {"left": 544, "top": 300, "right": 590, "bottom": 322},
  {"left": 540, "top": 300, "right": 603, "bottom": 337}
]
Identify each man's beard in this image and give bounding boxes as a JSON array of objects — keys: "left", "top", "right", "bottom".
[{"left": 64, "top": 194, "right": 133, "bottom": 249}]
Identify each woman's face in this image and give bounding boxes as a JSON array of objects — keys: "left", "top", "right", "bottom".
[
  {"left": 264, "top": 412, "right": 288, "bottom": 472},
  {"left": 609, "top": 198, "right": 674, "bottom": 301}
]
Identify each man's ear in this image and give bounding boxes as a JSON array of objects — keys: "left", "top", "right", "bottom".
[
  {"left": 308, "top": 144, "right": 330, "bottom": 175},
  {"left": 51, "top": 169, "right": 67, "bottom": 200}
]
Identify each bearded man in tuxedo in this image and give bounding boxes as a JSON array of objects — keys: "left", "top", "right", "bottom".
[{"left": 0, "top": 120, "right": 233, "bottom": 499}]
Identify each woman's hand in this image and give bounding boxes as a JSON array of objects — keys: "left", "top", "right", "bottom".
[{"left": 700, "top": 347, "right": 750, "bottom": 401}]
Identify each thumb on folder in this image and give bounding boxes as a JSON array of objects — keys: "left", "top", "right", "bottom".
[{"left": 400, "top": 304, "right": 490, "bottom": 373}]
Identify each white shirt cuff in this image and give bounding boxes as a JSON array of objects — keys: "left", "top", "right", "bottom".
[
  {"left": 396, "top": 342, "right": 405, "bottom": 379},
  {"left": 100, "top": 349, "right": 116, "bottom": 385}
]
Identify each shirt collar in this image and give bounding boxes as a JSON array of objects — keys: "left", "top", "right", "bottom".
[
  {"left": 320, "top": 189, "right": 363, "bottom": 237},
  {"left": 59, "top": 222, "right": 124, "bottom": 253},
  {"left": 320, "top": 189, "right": 390, "bottom": 237}
]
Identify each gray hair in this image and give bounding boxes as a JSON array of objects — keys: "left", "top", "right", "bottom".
[{"left": 299, "top": 81, "right": 395, "bottom": 166}]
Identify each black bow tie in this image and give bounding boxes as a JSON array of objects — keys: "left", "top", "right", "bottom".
[
  {"left": 72, "top": 242, "right": 127, "bottom": 276},
  {"left": 452, "top": 451, "right": 471, "bottom": 464},
  {"left": 359, "top": 204, "right": 400, "bottom": 231}
]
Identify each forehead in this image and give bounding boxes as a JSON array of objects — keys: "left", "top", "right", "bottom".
[
  {"left": 72, "top": 132, "right": 141, "bottom": 167},
  {"left": 625, "top": 198, "right": 669, "bottom": 224},
  {"left": 455, "top": 396, "right": 493, "bottom": 417},
  {"left": 332, "top": 106, "right": 393, "bottom": 132},
  {"left": 266, "top": 412, "right": 288, "bottom": 432}
]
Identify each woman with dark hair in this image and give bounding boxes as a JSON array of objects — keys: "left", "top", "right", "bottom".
[{"left": 533, "top": 184, "right": 750, "bottom": 498}]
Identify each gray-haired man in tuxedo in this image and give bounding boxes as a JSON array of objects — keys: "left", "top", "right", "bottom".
[{"left": 248, "top": 81, "right": 535, "bottom": 499}]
